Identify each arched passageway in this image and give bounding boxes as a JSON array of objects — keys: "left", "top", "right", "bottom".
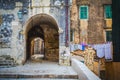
[
  {"left": 31, "top": 37, "right": 44, "bottom": 56},
  {"left": 25, "top": 13, "right": 59, "bottom": 62}
]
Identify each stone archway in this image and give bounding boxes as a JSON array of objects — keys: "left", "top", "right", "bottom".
[{"left": 25, "top": 13, "right": 59, "bottom": 62}]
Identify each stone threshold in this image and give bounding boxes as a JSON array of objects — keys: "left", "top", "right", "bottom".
[{"left": 0, "top": 74, "right": 78, "bottom": 79}]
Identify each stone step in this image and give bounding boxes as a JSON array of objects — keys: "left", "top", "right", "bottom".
[
  {"left": 0, "top": 65, "right": 16, "bottom": 68},
  {"left": 0, "top": 61, "right": 13, "bottom": 63},
  {"left": 0, "top": 74, "right": 78, "bottom": 79},
  {"left": 0, "top": 60, "right": 16, "bottom": 68},
  {"left": 0, "top": 60, "right": 14, "bottom": 64},
  {"left": 0, "top": 78, "right": 79, "bottom": 80},
  {"left": 0, "top": 55, "right": 16, "bottom": 67}
]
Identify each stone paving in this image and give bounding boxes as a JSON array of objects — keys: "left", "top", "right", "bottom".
[
  {"left": 0, "top": 60, "right": 78, "bottom": 80},
  {"left": 0, "top": 78, "right": 78, "bottom": 80}
]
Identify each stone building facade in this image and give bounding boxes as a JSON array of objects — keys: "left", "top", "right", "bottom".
[
  {"left": 0, "top": 0, "right": 71, "bottom": 65},
  {"left": 70, "top": 0, "right": 112, "bottom": 44}
]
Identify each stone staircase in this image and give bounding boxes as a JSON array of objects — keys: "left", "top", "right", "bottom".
[
  {"left": 0, "top": 60, "right": 78, "bottom": 80},
  {"left": 0, "top": 55, "right": 17, "bottom": 68}
]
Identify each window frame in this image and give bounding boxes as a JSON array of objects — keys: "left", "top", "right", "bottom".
[
  {"left": 105, "top": 30, "right": 112, "bottom": 42},
  {"left": 104, "top": 5, "right": 112, "bottom": 19},
  {"left": 70, "top": 29, "right": 74, "bottom": 42},
  {"left": 79, "top": 5, "right": 89, "bottom": 20}
]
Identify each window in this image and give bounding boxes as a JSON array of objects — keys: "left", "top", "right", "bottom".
[
  {"left": 70, "top": 29, "right": 74, "bottom": 41},
  {"left": 104, "top": 5, "right": 112, "bottom": 19},
  {"left": 106, "top": 31, "right": 112, "bottom": 41},
  {"left": 79, "top": 6, "right": 88, "bottom": 19}
]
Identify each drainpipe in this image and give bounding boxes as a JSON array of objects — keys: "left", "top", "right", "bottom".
[
  {"left": 30, "top": 0, "right": 32, "bottom": 9},
  {"left": 65, "top": 0, "right": 69, "bottom": 47}
]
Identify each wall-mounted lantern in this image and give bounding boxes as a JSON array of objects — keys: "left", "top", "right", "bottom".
[{"left": 17, "top": 11, "right": 23, "bottom": 21}]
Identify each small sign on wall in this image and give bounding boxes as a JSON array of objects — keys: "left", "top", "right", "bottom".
[
  {"left": 12, "top": 21, "right": 19, "bottom": 26},
  {"left": 0, "top": 43, "right": 11, "bottom": 48}
]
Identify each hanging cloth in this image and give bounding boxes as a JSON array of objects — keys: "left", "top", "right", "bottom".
[
  {"left": 104, "top": 43, "right": 112, "bottom": 60},
  {"left": 93, "top": 44, "right": 105, "bottom": 58}
]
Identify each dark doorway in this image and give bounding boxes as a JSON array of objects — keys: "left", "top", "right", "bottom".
[
  {"left": 25, "top": 14, "right": 59, "bottom": 62},
  {"left": 27, "top": 25, "right": 44, "bottom": 60}
]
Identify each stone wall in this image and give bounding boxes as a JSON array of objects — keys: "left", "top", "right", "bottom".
[
  {"left": 0, "top": 4, "right": 25, "bottom": 64},
  {"left": 0, "top": 0, "right": 71, "bottom": 65},
  {"left": 43, "top": 25, "right": 59, "bottom": 61},
  {"left": 70, "top": 0, "right": 79, "bottom": 43},
  {"left": 70, "top": 0, "right": 112, "bottom": 44}
]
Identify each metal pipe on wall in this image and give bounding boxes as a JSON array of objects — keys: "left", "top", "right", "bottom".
[{"left": 65, "top": 0, "right": 69, "bottom": 47}]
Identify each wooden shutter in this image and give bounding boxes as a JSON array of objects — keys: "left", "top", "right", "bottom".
[
  {"left": 106, "top": 31, "right": 112, "bottom": 41},
  {"left": 105, "top": 5, "right": 112, "bottom": 19},
  {"left": 80, "top": 6, "right": 88, "bottom": 19}
]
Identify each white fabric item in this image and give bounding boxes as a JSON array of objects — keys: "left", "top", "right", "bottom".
[
  {"left": 70, "top": 44, "right": 83, "bottom": 52},
  {"left": 74, "top": 44, "right": 78, "bottom": 50},
  {"left": 78, "top": 44, "right": 82, "bottom": 50},
  {"left": 65, "top": 47, "right": 70, "bottom": 57},
  {"left": 98, "top": 44, "right": 105, "bottom": 58},
  {"left": 93, "top": 43, "right": 112, "bottom": 59},
  {"left": 104, "top": 43, "right": 112, "bottom": 59},
  {"left": 70, "top": 44, "right": 74, "bottom": 52},
  {"left": 93, "top": 44, "right": 105, "bottom": 58}
]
